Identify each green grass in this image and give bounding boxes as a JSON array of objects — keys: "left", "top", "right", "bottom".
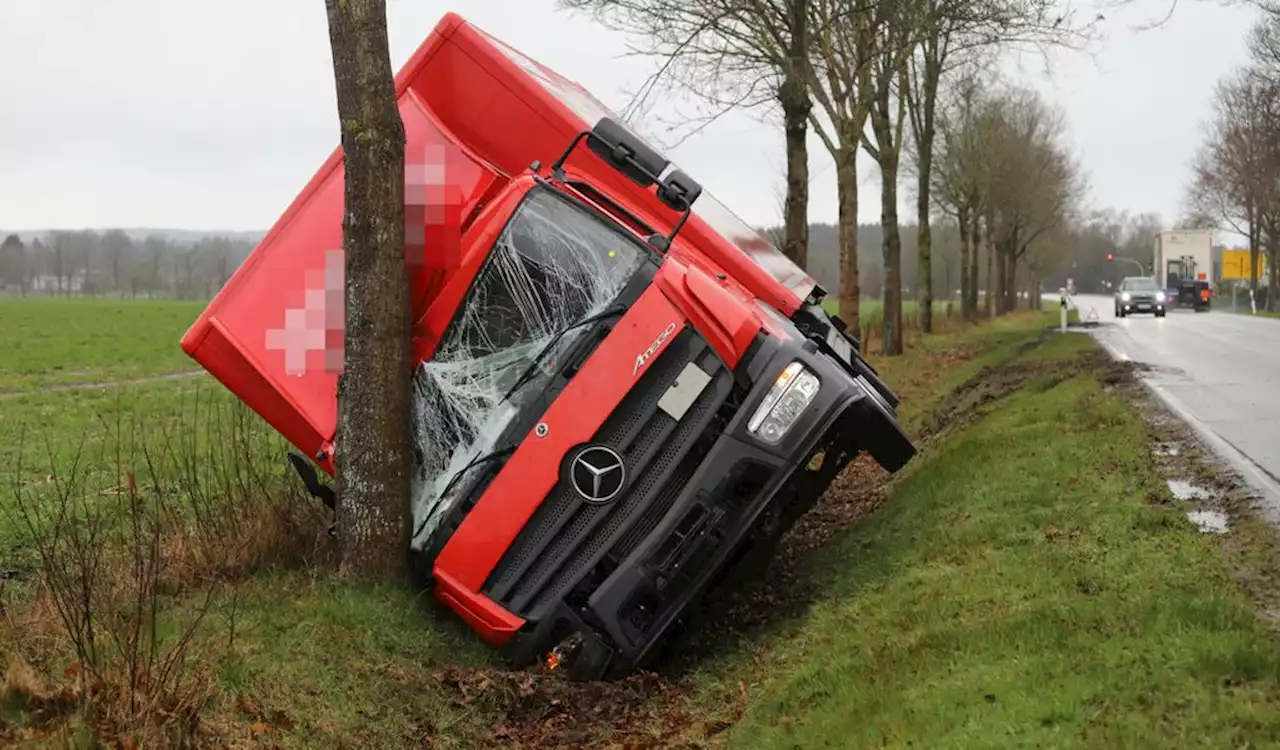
[
  {"left": 0, "top": 297, "right": 204, "bottom": 392},
  {"left": 8, "top": 298, "right": 1280, "bottom": 747},
  {"left": 701, "top": 330, "right": 1280, "bottom": 748}
]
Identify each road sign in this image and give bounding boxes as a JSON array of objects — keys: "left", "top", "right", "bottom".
[{"left": 1221, "top": 250, "right": 1267, "bottom": 281}]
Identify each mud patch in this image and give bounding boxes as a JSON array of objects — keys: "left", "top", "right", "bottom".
[
  {"left": 922, "top": 333, "right": 1127, "bottom": 443},
  {"left": 424, "top": 666, "right": 700, "bottom": 749}
]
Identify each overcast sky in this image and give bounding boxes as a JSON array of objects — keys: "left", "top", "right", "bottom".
[{"left": 0, "top": 0, "right": 1263, "bottom": 234}]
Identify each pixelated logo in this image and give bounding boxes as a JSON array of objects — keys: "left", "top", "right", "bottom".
[
  {"left": 263, "top": 142, "right": 465, "bottom": 378},
  {"left": 265, "top": 248, "right": 345, "bottom": 377},
  {"left": 407, "top": 142, "right": 462, "bottom": 275}
]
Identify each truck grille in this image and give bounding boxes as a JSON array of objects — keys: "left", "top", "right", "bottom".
[{"left": 482, "top": 329, "right": 734, "bottom": 619}]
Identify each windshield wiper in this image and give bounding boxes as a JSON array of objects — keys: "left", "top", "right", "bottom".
[
  {"left": 498, "top": 304, "right": 628, "bottom": 404},
  {"left": 412, "top": 442, "right": 518, "bottom": 542}
]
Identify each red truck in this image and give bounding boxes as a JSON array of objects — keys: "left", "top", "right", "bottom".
[{"left": 180, "top": 12, "right": 916, "bottom": 680}]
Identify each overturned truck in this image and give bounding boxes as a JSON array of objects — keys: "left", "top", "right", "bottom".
[{"left": 180, "top": 12, "right": 917, "bottom": 680}]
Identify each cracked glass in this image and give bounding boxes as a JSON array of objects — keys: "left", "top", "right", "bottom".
[{"left": 409, "top": 186, "right": 649, "bottom": 550}]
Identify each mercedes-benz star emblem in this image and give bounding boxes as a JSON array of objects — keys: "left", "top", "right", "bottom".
[{"left": 570, "top": 446, "right": 626, "bottom": 504}]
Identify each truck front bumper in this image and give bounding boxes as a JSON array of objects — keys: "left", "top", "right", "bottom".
[{"left": 483, "top": 327, "right": 913, "bottom": 676}]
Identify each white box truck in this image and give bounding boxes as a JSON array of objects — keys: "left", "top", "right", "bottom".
[{"left": 1154, "top": 229, "right": 1213, "bottom": 312}]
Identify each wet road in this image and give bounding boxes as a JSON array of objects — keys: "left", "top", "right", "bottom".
[{"left": 1067, "top": 293, "right": 1280, "bottom": 515}]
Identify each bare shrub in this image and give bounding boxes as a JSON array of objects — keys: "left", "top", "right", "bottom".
[{"left": 1, "top": 384, "right": 333, "bottom": 745}]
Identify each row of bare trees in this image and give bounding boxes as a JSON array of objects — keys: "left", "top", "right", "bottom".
[
  {"left": 561, "top": 0, "right": 1093, "bottom": 354},
  {"left": 933, "top": 76, "right": 1085, "bottom": 317},
  {"left": 1184, "top": 2, "right": 1280, "bottom": 310},
  {"left": 0, "top": 230, "right": 253, "bottom": 300}
]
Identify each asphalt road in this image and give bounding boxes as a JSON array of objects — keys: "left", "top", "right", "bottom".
[{"left": 1066, "top": 293, "right": 1280, "bottom": 516}]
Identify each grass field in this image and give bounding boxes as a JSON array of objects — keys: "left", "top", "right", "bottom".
[
  {"left": 4, "top": 297, "right": 1280, "bottom": 748},
  {"left": 0, "top": 298, "right": 206, "bottom": 392}
]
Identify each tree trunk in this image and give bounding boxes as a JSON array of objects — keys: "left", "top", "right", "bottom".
[
  {"left": 1268, "top": 222, "right": 1279, "bottom": 313},
  {"left": 983, "top": 211, "right": 995, "bottom": 317},
  {"left": 958, "top": 205, "right": 971, "bottom": 320},
  {"left": 780, "top": 1, "right": 809, "bottom": 271},
  {"left": 835, "top": 148, "right": 861, "bottom": 339},
  {"left": 1005, "top": 251, "right": 1018, "bottom": 313},
  {"left": 325, "top": 0, "right": 412, "bottom": 578},
  {"left": 915, "top": 74, "right": 938, "bottom": 335},
  {"left": 780, "top": 83, "right": 810, "bottom": 271},
  {"left": 880, "top": 157, "right": 904, "bottom": 355},
  {"left": 969, "top": 209, "right": 982, "bottom": 318},
  {"left": 994, "top": 241, "right": 1007, "bottom": 316}
]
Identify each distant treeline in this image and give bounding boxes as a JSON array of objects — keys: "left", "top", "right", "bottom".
[
  {"left": 0, "top": 230, "right": 258, "bottom": 300},
  {"left": 1, "top": 221, "right": 980, "bottom": 303}
]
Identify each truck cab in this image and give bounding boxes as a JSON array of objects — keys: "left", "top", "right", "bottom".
[{"left": 180, "top": 12, "right": 916, "bottom": 680}]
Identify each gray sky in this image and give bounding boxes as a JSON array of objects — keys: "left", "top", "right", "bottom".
[{"left": 0, "top": 0, "right": 1263, "bottom": 234}]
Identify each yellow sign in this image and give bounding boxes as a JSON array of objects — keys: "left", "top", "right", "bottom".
[{"left": 1221, "top": 250, "right": 1267, "bottom": 281}]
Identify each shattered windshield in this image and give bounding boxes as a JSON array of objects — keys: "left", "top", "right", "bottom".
[{"left": 409, "top": 185, "right": 650, "bottom": 550}]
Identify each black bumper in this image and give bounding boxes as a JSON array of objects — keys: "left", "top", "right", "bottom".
[{"left": 487, "top": 327, "right": 914, "bottom": 676}]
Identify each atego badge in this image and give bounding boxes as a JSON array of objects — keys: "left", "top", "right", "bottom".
[{"left": 634, "top": 321, "right": 677, "bottom": 376}]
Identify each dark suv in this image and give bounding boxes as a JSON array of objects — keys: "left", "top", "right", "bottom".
[{"left": 1115, "top": 276, "right": 1167, "bottom": 318}]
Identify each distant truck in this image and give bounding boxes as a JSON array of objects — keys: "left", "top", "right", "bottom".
[
  {"left": 179, "top": 12, "right": 915, "bottom": 680},
  {"left": 1153, "top": 229, "right": 1213, "bottom": 312}
]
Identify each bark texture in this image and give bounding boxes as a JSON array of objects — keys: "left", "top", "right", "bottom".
[
  {"left": 878, "top": 159, "right": 904, "bottom": 355},
  {"left": 325, "top": 0, "right": 412, "bottom": 577},
  {"left": 781, "top": 81, "right": 810, "bottom": 271},
  {"left": 836, "top": 150, "right": 861, "bottom": 338},
  {"left": 780, "top": 1, "right": 810, "bottom": 272},
  {"left": 957, "top": 205, "right": 971, "bottom": 319}
]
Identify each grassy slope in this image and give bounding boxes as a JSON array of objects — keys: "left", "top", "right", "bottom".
[
  {"left": 709, "top": 330, "right": 1280, "bottom": 748},
  {"left": 8, "top": 299, "right": 1280, "bottom": 748}
]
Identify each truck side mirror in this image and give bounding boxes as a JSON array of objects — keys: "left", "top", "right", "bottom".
[
  {"left": 587, "top": 117, "right": 669, "bottom": 188},
  {"left": 656, "top": 169, "right": 702, "bottom": 212}
]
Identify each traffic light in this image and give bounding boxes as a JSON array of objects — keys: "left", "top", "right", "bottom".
[{"left": 1106, "top": 253, "right": 1114, "bottom": 261}]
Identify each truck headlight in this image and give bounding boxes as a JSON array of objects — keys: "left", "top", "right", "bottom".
[
  {"left": 1121, "top": 292, "right": 1131, "bottom": 301},
  {"left": 748, "top": 361, "right": 821, "bottom": 444},
  {"left": 1156, "top": 292, "right": 1165, "bottom": 303}
]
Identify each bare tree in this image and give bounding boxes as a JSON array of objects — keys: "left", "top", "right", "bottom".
[
  {"left": 802, "top": 0, "right": 899, "bottom": 336},
  {"left": 863, "top": 0, "right": 919, "bottom": 354},
  {"left": 1185, "top": 65, "right": 1280, "bottom": 305},
  {"left": 101, "top": 229, "right": 134, "bottom": 297},
  {"left": 933, "top": 69, "right": 996, "bottom": 319},
  {"left": 559, "top": 0, "right": 817, "bottom": 271},
  {"left": 324, "top": 0, "right": 412, "bottom": 576},
  {"left": 936, "top": 76, "right": 1081, "bottom": 316},
  {"left": 904, "top": 0, "right": 1089, "bottom": 332},
  {"left": 0, "top": 233, "right": 29, "bottom": 294},
  {"left": 984, "top": 87, "right": 1082, "bottom": 313}
]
